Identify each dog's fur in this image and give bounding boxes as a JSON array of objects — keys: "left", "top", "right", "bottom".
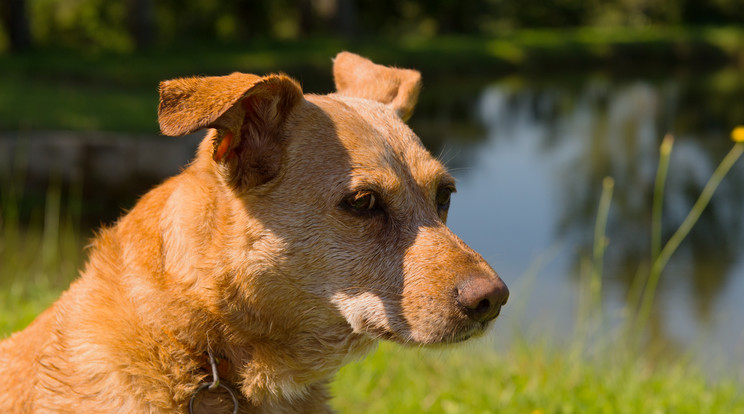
[{"left": 0, "top": 52, "right": 508, "bottom": 413}]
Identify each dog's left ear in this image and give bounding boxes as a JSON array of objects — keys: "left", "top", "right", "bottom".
[
  {"left": 333, "top": 52, "right": 422, "bottom": 122},
  {"left": 158, "top": 72, "right": 303, "bottom": 190}
]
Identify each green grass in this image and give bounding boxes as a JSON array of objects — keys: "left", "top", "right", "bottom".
[
  {"left": 2, "top": 26, "right": 744, "bottom": 132},
  {"left": 331, "top": 340, "right": 744, "bottom": 413},
  {"left": 0, "top": 182, "right": 83, "bottom": 334}
]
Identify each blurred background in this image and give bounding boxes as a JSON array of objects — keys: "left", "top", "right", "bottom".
[
  {"left": 1, "top": 0, "right": 744, "bottom": 404},
  {"left": 2, "top": 0, "right": 744, "bottom": 51}
]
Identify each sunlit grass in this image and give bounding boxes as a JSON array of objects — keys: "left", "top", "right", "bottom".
[
  {"left": 0, "top": 74, "right": 157, "bottom": 132},
  {"left": 331, "top": 340, "right": 744, "bottom": 413},
  {"left": 0, "top": 180, "right": 83, "bottom": 334},
  {"left": 2, "top": 26, "right": 743, "bottom": 131},
  {"left": 634, "top": 135, "right": 744, "bottom": 334}
]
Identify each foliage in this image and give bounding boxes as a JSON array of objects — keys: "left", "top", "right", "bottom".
[
  {"left": 2, "top": 27, "right": 744, "bottom": 132},
  {"left": 2, "top": 0, "right": 744, "bottom": 52},
  {"left": 28, "top": 0, "right": 133, "bottom": 52}
]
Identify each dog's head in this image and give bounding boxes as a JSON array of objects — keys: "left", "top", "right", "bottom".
[{"left": 158, "top": 52, "right": 508, "bottom": 345}]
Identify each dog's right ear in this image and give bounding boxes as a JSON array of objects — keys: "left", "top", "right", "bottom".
[
  {"left": 158, "top": 72, "right": 303, "bottom": 190},
  {"left": 333, "top": 52, "right": 421, "bottom": 122}
]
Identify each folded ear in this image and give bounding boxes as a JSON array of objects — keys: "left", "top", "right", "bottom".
[
  {"left": 158, "top": 72, "right": 303, "bottom": 190},
  {"left": 333, "top": 52, "right": 422, "bottom": 122}
]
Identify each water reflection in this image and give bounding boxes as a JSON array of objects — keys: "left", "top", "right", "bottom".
[
  {"left": 0, "top": 132, "right": 202, "bottom": 227},
  {"left": 439, "top": 71, "right": 744, "bottom": 363}
]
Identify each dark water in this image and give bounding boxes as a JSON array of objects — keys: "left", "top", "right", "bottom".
[
  {"left": 2, "top": 67, "right": 743, "bottom": 371},
  {"left": 413, "top": 68, "right": 744, "bottom": 372}
]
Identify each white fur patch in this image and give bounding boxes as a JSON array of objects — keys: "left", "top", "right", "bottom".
[{"left": 330, "top": 291, "right": 390, "bottom": 335}]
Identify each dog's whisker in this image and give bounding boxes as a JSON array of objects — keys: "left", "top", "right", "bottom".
[{"left": 331, "top": 286, "right": 406, "bottom": 298}]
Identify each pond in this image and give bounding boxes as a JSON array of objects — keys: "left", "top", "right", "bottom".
[
  {"left": 415, "top": 68, "right": 744, "bottom": 372},
  {"left": 2, "top": 66, "right": 743, "bottom": 372}
]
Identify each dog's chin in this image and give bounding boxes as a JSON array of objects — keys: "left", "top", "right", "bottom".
[
  {"left": 431, "top": 321, "right": 490, "bottom": 345},
  {"left": 371, "top": 321, "right": 491, "bottom": 346},
  {"left": 441, "top": 324, "right": 487, "bottom": 344}
]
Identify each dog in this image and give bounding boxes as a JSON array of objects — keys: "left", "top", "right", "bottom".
[{"left": 0, "top": 52, "right": 508, "bottom": 413}]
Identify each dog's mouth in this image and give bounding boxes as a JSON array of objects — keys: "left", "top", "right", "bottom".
[
  {"left": 363, "top": 317, "right": 493, "bottom": 346},
  {"left": 445, "top": 321, "right": 491, "bottom": 343}
]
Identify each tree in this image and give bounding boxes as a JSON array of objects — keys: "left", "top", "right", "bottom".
[
  {"left": 335, "top": 0, "right": 357, "bottom": 37},
  {"left": 1, "top": 0, "right": 32, "bottom": 52},
  {"left": 128, "top": 0, "right": 155, "bottom": 50}
]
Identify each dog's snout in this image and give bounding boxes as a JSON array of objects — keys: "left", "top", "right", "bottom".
[{"left": 455, "top": 276, "right": 509, "bottom": 322}]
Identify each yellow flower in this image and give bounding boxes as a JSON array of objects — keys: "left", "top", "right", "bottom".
[{"left": 732, "top": 126, "right": 744, "bottom": 143}]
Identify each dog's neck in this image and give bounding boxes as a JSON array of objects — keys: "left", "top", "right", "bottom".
[
  {"left": 111, "top": 155, "right": 377, "bottom": 407},
  {"left": 172, "top": 307, "right": 376, "bottom": 406}
]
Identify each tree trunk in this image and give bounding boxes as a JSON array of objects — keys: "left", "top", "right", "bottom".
[
  {"left": 129, "top": 0, "right": 155, "bottom": 50},
  {"left": 335, "top": 0, "right": 357, "bottom": 38},
  {"left": 2, "top": 0, "right": 32, "bottom": 52}
]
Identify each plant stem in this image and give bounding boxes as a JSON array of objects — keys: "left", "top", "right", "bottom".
[
  {"left": 591, "top": 176, "right": 614, "bottom": 307},
  {"left": 637, "top": 142, "right": 744, "bottom": 330},
  {"left": 651, "top": 134, "right": 674, "bottom": 260}
]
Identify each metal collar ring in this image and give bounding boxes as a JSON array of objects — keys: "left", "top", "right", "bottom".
[
  {"left": 188, "top": 349, "right": 239, "bottom": 414},
  {"left": 188, "top": 381, "right": 239, "bottom": 414}
]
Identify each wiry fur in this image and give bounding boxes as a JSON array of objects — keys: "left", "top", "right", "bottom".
[{"left": 0, "top": 52, "right": 507, "bottom": 413}]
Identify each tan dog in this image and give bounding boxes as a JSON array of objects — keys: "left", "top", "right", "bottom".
[{"left": 0, "top": 52, "right": 508, "bottom": 413}]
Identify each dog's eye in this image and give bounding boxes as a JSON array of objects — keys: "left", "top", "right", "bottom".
[
  {"left": 346, "top": 191, "right": 379, "bottom": 213},
  {"left": 436, "top": 186, "right": 455, "bottom": 211}
]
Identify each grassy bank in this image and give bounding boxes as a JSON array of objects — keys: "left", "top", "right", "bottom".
[
  {"left": 0, "top": 182, "right": 83, "bottom": 333},
  {"left": 2, "top": 26, "right": 743, "bottom": 132},
  {"left": 331, "top": 340, "right": 744, "bottom": 413}
]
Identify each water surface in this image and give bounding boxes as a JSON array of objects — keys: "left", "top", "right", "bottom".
[{"left": 419, "top": 69, "right": 744, "bottom": 373}]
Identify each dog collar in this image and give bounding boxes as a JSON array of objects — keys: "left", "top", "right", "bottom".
[{"left": 189, "top": 349, "right": 239, "bottom": 414}]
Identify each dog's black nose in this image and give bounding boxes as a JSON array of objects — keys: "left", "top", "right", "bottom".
[{"left": 455, "top": 276, "right": 509, "bottom": 322}]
